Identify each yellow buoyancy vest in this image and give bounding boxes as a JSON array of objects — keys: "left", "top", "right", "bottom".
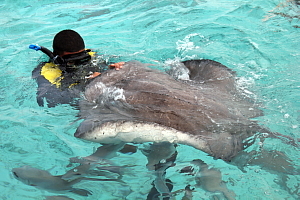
[
  {"left": 41, "top": 62, "right": 62, "bottom": 88},
  {"left": 40, "top": 50, "right": 96, "bottom": 88}
]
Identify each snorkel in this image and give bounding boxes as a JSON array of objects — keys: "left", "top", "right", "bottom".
[
  {"left": 29, "top": 44, "right": 91, "bottom": 67},
  {"left": 29, "top": 44, "right": 54, "bottom": 59}
]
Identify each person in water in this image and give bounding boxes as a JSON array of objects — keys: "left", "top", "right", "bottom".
[{"left": 32, "top": 29, "right": 124, "bottom": 107}]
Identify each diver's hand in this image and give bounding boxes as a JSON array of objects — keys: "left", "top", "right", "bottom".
[
  {"left": 109, "top": 62, "right": 125, "bottom": 70},
  {"left": 85, "top": 72, "right": 101, "bottom": 79}
]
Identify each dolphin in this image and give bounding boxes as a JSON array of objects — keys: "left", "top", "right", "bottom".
[{"left": 73, "top": 60, "right": 288, "bottom": 161}]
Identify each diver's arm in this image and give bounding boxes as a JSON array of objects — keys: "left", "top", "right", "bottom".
[
  {"left": 32, "top": 63, "right": 48, "bottom": 106},
  {"left": 33, "top": 72, "right": 54, "bottom": 107},
  {"left": 32, "top": 63, "right": 80, "bottom": 107},
  {"left": 33, "top": 69, "right": 60, "bottom": 107},
  {"left": 35, "top": 78, "right": 80, "bottom": 107}
]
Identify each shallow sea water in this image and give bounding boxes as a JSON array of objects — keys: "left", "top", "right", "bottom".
[{"left": 0, "top": 0, "right": 299, "bottom": 199}]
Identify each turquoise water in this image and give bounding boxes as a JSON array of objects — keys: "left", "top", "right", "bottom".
[{"left": 0, "top": 0, "right": 299, "bottom": 199}]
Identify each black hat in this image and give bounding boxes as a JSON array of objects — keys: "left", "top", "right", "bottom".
[{"left": 53, "top": 30, "right": 85, "bottom": 56}]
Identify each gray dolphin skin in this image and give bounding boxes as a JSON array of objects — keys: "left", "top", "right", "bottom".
[{"left": 75, "top": 60, "right": 269, "bottom": 161}]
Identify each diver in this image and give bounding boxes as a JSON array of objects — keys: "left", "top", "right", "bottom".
[{"left": 31, "top": 29, "right": 124, "bottom": 107}]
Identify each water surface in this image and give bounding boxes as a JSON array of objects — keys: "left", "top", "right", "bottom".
[{"left": 0, "top": 0, "right": 299, "bottom": 199}]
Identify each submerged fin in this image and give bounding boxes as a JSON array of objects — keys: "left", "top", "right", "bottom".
[
  {"left": 70, "top": 188, "right": 92, "bottom": 196},
  {"left": 119, "top": 144, "right": 137, "bottom": 154},
  {"left": 182, "top": 59, "right": 235, "bottom": 91}
]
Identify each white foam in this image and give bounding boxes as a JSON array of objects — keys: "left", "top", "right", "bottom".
[
  {"left": 165, "top": 58, "right": 190, "bottom": 81},
  {"left": 236, "top": 76, "right": 257, "bottom": 99},
  {"left": 87, "top": 82, "right": 126, "bottom": 104},
  {"left": 176, "top": 33, "right": 202, "bottom": 52}
]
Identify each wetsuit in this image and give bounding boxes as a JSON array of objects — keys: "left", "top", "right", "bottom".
[{"left": 32, "top": 50, "right": 107, "bottom": 107}]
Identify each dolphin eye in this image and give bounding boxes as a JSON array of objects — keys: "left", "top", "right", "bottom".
[{"left": 13, "top": 172, "right": 19, "bottom": 178}]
